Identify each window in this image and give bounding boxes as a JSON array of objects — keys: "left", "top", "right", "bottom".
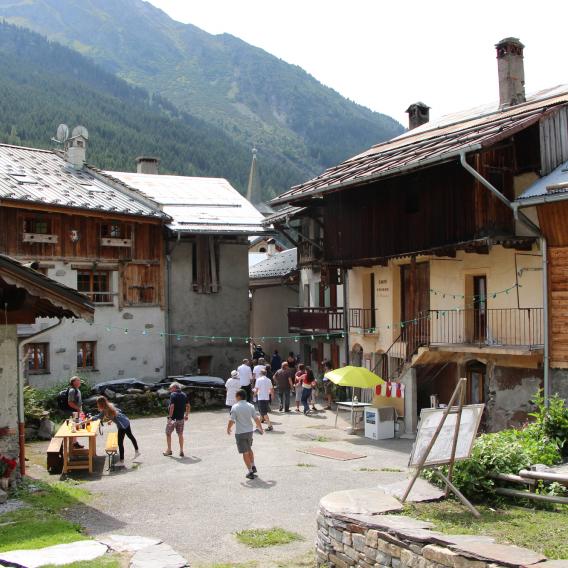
[
  {"left": 100, "top": 223, "right": 129, "bottom": 239},
  {"left": 77, "top": 341, "right": 96, "bottom": 370},
  {"left": 197, "top": 356, "right": 212, "bottom": 375},
  {"left": 26, "top": 343, "right": 48, "bottom": 373},
  {"left": 77, "top": 270, "right": 112, "bottom": 303},
  {"left": 23, "top": 217, "right": 51, "bottom": 234},
  {"left": 192, "top": 236, "right": 219, "bottom": 293}
]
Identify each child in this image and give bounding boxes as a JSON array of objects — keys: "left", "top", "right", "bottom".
[{"left": 91, "top": 396, "right": 139, "bottom": 465}]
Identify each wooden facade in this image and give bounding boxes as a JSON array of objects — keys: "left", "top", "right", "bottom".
[{"left": 0, "top": 204, "right": 165, "bottom": 307}]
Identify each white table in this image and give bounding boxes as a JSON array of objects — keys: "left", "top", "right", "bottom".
[{"left": 335, "top": 401, "right": 372, "bottom": 430}]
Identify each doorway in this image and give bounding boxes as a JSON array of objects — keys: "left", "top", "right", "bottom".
[
  {"left": 400, "top": 262, "right": 430, "bottom": 354},
  {"left": 466, "top": 360, "right": 486, "bottom": 405},
  {"left": 473, "top": 276, "right": 487, "bottom": 343}
]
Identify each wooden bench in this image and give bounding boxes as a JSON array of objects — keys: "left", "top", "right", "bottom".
[
  {"left": 105, "top": 432, "right": 119, "bottom": 471},
  {"left": 47, "top": 437, "right": 63, "bottom": 474}
]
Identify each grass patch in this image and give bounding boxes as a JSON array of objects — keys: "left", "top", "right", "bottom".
[
  {"left": 297, "top": 463, "right": 316, "bottom": 468},
  {"left": 402, "top": 500, "right": 568, "bottom": 559},
  {"left": 313, "top": 435, "right": 329, "bottom": 442},
  {"left": 0, "top": 478, "right": 91, "bottom": 552},
  {"left": 235, "top": 527, "right": 303, "bottom": 548},
  {"left": 42, "top": 557, "right": 123, "bottom": 568}
]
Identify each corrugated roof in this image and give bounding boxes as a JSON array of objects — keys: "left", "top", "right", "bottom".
[
  {"left": 271, "top": 86, "right": 568, "bottom": 205},
  {"left": 0, "top": 144, "right": 165, "bottom": 218},
  {"left": 517, "top": 159, "right": 568, "bottom": 204},
  {"left": 262, "top": 205, "right": 306, "bottom": 225},
  {"left": 249, "top": 248, "right": 297, "bottom": 279},
  {"left": 105, "top": 172, "right": 268, "bottom": 235}
]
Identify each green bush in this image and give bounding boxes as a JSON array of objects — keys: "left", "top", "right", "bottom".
[
  {"left": 24, "top": 379, "right": 92, "bottom": 421},
  {"left": 422, "top": 390, "right": 565, "bottom": 501}
]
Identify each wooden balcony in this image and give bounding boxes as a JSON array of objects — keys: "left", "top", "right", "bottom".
[
  {"left": 288, "top": 306, "right": 344, "bottom": 334},
  {"left": 298, "top": 238, "right": 324, "bottom": 266}
]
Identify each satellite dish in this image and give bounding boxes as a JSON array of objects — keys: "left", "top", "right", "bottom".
[
  {"left": 72, "top": 125, "right": 89, "bottom": 140},
  {"left": 55, "top": 124, "right": 69, "bottom": 143}
]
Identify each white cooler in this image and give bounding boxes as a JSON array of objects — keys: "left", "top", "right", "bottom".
[{"left": 364, "top": 407, "right": 395, "bottom": 440}]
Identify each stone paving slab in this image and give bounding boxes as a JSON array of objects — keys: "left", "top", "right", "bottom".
[
  {"left": 320, "top": 488, "right": 403, "bottom": 516},
  {"left": 298, "top": 446, "right": 367, "bottom": 461},
  {"left": 525, "top": 561, "right": 568, "bottom": 568},
  {"left": 0, "top": 540, "right": 108, "bottom": 567},
  {"left": 129, "top": 543, "right": 188, "bottom": 568},
  {"left": 377, "top": 478, "right": 445, "bottom": 502},
  {"left": 431, "top": 534, "right": 496, "bottom": 547},
  {"left": 347, "top": 514, "right": 435, "bottom": 532},
  {"left": 450, "top": 542, "right": 547, "bottom": 567},
  {"left": 98, "top": 534, "right": 162, "bottom": 553}
]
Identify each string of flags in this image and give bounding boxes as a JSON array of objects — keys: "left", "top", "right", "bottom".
[{"left": 71, "top": 282, "right": 524, "bottom": 344}]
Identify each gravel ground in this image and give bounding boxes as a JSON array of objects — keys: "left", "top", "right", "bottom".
[{"left": 29, "top": 407, "right": 413, "bottom": 567}]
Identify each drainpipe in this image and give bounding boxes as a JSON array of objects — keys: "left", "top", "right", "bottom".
[
  {"left": 18, "top": 318, "right": 64, "bottom": 475},
  {"left": 459, "top": 151, "right": 549, "bottom": 406},
  {"left": 342, "top": 269, "right": 350, "bottom": 365}
]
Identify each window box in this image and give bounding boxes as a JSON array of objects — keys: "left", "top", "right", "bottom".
[
  {"left": 100, "top": 237, "right": 132, "bottom": 247},
  {"left": 22, "top": 232, "right": 58, "bottom": 244}
]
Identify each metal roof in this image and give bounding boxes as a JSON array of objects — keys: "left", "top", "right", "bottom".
[
  {"left": 105, "top": 172, "right": 268, "bottom": 235},
  {"left": 0, "top": 144, "right": 165, "bottom": 218},
  {"left": 517, "top": 159, "right": 568, "bottom": 205},
  {"left": 262, "top": 205, "right": 306, "bottom": 226},
  {"left": 249, "top": 248, "right": 297, "bottom": 279},
  {"left": 271, "top": 86, "right": 568, "bottom": 205}
]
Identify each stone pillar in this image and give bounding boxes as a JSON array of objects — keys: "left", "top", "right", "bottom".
[{"left": 400, "top": 366, "right": 417, "bottom": 437}]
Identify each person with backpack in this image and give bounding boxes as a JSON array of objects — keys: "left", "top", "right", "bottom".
[
  {"left": 58, "top": 377, "right": 84, "bottom": 448},
  {"left": 90, "top": 396, "right": 140, "bottom": 466}
]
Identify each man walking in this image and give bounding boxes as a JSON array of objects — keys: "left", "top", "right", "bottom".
[
  {"left": 271, "top": 350, "right": 282, "bottom": 372},
  {"left": 237, "top": 358, "right": 253, "bottom": 402},
  {"left": 254, "top": 369, "right": 274, "bottom": 430},
  {"left": 164, "top": 382, "right": 190, "bottom": 457},
  {"left": 274, "top": 361, "right": 293, "bottom": 412},
  {"left": 227, "top": 389, "right": 264, "bottom": 479}
]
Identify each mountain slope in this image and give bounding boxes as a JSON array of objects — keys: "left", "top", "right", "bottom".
[
  {"left": 0, "top": 0, "right": 404, "bottom": 189},
  {"left": 0, "top": 21, "right": 302, "bottom": 194}
]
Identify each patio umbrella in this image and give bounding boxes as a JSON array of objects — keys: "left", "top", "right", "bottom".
[{"left": 324, "top": 366, "right": 385, "bottom": 389}]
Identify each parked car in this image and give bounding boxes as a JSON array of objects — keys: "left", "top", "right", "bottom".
[
  {"left": 153, "top": 375, "right": 225, "bottom": 390},
  {"left": 91, "top": 378, "right": 149, "bottom": 394}
]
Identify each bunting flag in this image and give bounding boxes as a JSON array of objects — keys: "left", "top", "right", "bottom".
[{"left": 376, "top": 381, "right": 405, "bottom": 398}]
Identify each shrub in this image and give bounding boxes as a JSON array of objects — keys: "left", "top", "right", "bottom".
[{"left": 529, "top": 391, "right": 568, "bottom": 456}]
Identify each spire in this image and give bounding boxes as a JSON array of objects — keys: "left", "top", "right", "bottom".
[{"left": 246, "top": 147, "right": 259, "bottom": 203}]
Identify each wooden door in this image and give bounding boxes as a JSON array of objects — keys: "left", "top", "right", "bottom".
[
  {"left": 401, "top": 262, "right": 430, "bottom": 354},
  {"left": 473, "top": 276, "right": 487, "bottom": 342}
]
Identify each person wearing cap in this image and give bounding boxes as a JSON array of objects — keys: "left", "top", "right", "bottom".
[
  {"left": 225, "top": 370, "right": 241, "bottom": 410},
  {"left": 163, "top": 382, "right": 190, "bottom": 457}
]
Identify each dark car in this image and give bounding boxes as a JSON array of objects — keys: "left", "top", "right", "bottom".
[
  {"left": 153, "top": 375, "right": 225, "bottom": 390},
  {"left": 92, "top": 378, "right": 149, "bottom": 394}
]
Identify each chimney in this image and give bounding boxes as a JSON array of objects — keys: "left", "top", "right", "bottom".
[
  {"left": 66, "top": 135, "right": 87, "bottom": 169},
  {"left": 266, "top": 238, "right": 276, "bottom": 257},
  {"left": 405, "top": 102, "right": 430, "bottom": 130},
  {"left": 136, "top": 156, "right": 160, "bottom": 175},
  {"left": 496, "top": 37, "right": 525, "bottom": 108}
]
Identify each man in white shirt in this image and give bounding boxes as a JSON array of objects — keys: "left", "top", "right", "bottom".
[
  {"left": 237, "top": 359, "right": 253, "bottom": 402},
  {"left": 252, "top": 358, "right": 266, "bottom": 382},
  {"left": 254, "top": 369, "right": 275, "bottom": 431}
]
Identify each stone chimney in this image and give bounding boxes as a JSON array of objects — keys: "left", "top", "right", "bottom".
[
  {"left": 405, "top": 102, "right": 430, "bottom": 130},
  {"left": 496, "top": 37, "right": 525, "bottom": 108},
  {"left": 266, "top": 238, "right": 276, "bottom": 257},
  {"left": 66, "top": 135, "right": 87, "bottom": 169},
  {"left": 136, "top": 156, "right": 160, "bottom": 175}
]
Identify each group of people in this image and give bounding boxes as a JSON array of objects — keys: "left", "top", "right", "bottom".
[{"left": 60, "top": 351, "right": 336, "bottom": 480}]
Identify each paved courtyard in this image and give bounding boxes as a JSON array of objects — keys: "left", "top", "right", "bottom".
[{"left": 31, "top": 408, "right": 413, "bottom": 566}]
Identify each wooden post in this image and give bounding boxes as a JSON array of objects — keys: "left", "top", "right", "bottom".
[
  {"left": 435, "top": 469, "right": 480, "bottom": 517},
  {"left": 445, "top": 378, "right": 465, "bottom": 496},
  {"left": 401, "top": 378, "right": 466, "bottom": 502}
]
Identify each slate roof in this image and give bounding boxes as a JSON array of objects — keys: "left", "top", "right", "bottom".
[
  {"left": 105, "top": 171, "right": 267, "bottom": 235},
  {"left": 0, "top": 144, "right": 165, "bottom": 218},
  {"left": 517, "top": 159, "right": 568, "bottom": 204},
  {"left": 249, "top": 248, "right": 297, "bottom": 279},
  {"left": 271, "top": 85, "right": 568, "bottom": 205}
]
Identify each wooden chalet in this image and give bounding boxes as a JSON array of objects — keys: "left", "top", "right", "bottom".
[{"left": 270, "top": 38, "right": 567, "bottom": 433}]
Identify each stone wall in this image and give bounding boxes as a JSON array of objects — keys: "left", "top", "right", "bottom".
[
  {"left": 0, "top": 325, "right": 19, "bottom": 467},
  {"left": 316, "top": 489, "right": 548, "bottom": 568}
]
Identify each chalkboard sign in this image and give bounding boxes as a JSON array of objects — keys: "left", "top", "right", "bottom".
[{"left": 408, "top": 404, "right": 484, "bottom": 467}]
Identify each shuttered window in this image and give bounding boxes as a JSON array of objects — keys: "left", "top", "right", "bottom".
[{"left": 192, "top": 236, "right": 219, "bottom": 293}]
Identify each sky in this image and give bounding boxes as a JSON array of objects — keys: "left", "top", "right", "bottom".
[{"left": 147, "top": 0, "right": 567, "bottom": 126}]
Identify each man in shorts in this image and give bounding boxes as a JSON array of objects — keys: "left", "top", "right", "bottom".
[
  {"left": 164, "top": 382, "right": 190, "bottom": 457},
  {"left": 254, "top": 369, "right": 274, "bottom": 431},
  {"left": 227, "top": 389, "right": 263, "bottom": 479}
]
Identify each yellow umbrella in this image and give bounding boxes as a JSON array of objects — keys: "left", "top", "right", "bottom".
[{"left": 324, "top": 365, "right": 385, "bottom": 388}]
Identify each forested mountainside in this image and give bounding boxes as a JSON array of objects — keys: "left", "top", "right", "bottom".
[
  {"left": 0, "top": 22, "right": 301, "bottom": 195},
  {"left": 0, "top": 0, "right": 404, "bottom": 199}
]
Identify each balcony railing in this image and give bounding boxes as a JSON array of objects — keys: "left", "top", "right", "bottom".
[
  {"left": 298, "top": 238, "right": 324, "bottom": 266},
  {"left": 349, "top": 308, "right": 378, "bottom": 333},
  {"left": 288, "top": 306, "right": 344, "bottom": 334}
]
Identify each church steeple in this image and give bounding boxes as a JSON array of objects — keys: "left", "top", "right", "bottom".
[{"left": 246, "top": 147, "right": 258, "bottom": 203}]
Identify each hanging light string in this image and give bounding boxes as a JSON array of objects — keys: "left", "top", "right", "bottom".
[{"left": 71, "top": 282, "right": 523, "bottom": 342}]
